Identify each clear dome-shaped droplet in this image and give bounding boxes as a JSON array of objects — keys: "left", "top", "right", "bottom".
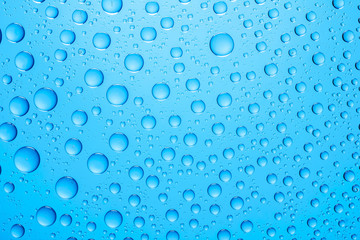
[
  {"left": 109, "top": 133, "right": 129, "bottom": 152},
  {"left": 14, "top": 146, "right": 40, "bottom": 173},
  {"left": 210, "top": 33, "right": 234, "bottom": 56},
  {"left": 34, "top": 88, "right": 58, "bottom": 112},
  {"left": 55, "top": 176, "right": 78, "bottom": 199},
  {"left": 36, "top": 206, "right": 57, "bottom": 227},
  {"left": 87, "top": 153, "right": 109, "bottom": 174}
]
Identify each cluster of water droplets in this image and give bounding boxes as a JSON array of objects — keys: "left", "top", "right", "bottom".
[{"left": 0, "top": 0, "right": 360, "bottom": 239}]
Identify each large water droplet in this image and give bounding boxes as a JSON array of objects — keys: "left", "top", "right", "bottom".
[
  {"left": 55, "top": 176, "right": 78, "bottom": 199},
  {"left": 15, "top": 51, "right": 34, "bottom": 71},
  {"left": 87, "top": 153, "right": 109, "bottom": 174},
  {"left": 36, "top": 206, "right": 57, "bottom": 227},
  {"left": 210, "top": 33, "right": 234, "bottom": 56},
  {"left": 34, "top": 87, "right": 58, "bottom": 112},
  {"left": 14, "top": 146, "right": 40, "bottom": 173}
]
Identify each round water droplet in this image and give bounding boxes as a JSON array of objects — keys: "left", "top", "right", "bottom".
[
  {"left": 15, "top": 51, "right": 34, "bottom": 71},
  {"left": 207, "top": 183, "right": 222, "bottom": 198},
  {"left": 183, "top": 133, "right": 197, "bottom": 146},
  {"left": 36, "top": 206, "right": 57, "bottom": 227},
  {"left": 5, "top": 23, "right": 25, "bottom": 43},
  {"left": 72, "top": 10, "right": 88, "bottom": 25},
  {"left": 11, "top": 224, "right": 25, "bottom": 238},
  {"left": 166, "top": 230, "right": 180, "bottom": 240},
  {"left": 109, "top": 133, "right": 129, "bottom": 152},
  {"left": 241, "top": 220, "right": 253, "bottom": 233},
  {"left": 343, "top": 170, "right": 355, "bottom": 182},
  {"left": 312, "top": 52, "right": 325, "bottom": 65},
  {"left": 55, "top": 176, "right": 78, "bottom": 199},
  {"left": 45, "top": 6, "right": 59, "bottom": 19},
  {"left": 129, "top": 166, "right": 144, "bottom": 181},
  {"left": 248, "top": 103, "right": 260, "bottom": 114},
  {"left": 210, "top": 33, "right": 234, "bottom": 56},
  {"left": 102, "top": 0, "right": 123, "bottom": 14},
  {"left": 71, "top": 110, "right": 88, "bottom": 126},
  {"left": 141, "top": 115, "right": 156, "bottom": 129},
  {"left": 161, "top": 147, "right": 175, "bottom": 161},
  {"left": 104, "top": 210, "right": 123, "bottom": 228},
  {"left": 9, "top": 96, "right": 29, "bottom": 116},
  {"left": 186, "top": 78, "right": 200, "bottom": 91},
  {"left": 60, "top": 214, "right": 72, "bottom": 226},
  {"left": 84, "top": 69, "right": 104, "bottom": 88},
  {"left": 124, "top": 54, "right": 144, "bottom": 72},
  {"left": 140, "top": 27, "right": 157, "bottom": 42},
  {"left": 191, "top": 100, "right": 206, "bottom": 113},
  {"left": 60, "top": 30, "right": 76, "bottom": 45},
  {"left": 34, "top": 88, "right": 58, "bottom": 112},
  {"left": 332, "top": 0, "right": 344, "bottom": 9},
  {"left": 146, "top": 175, "right": 159, "bottom": 189},
  {"left": 312, "top": 103, "right": 323, "bottom": 115},
  {"left": 93, "top": 33, "right": 111, "bottom": 50},
  {"left": 145, "top": 2, "right": 159, "bottom": 14},
  {"left": 166, "top": 209, "right": 179, "bottom": 222},
  {"left": 152, "top": 83, "right": 170, "bottom": 100},
  {"left": 0, "top": 122, "right": 17, "bottom": 142},
  {"left": 14, "top": 146, "right": 40, "bottom": 173},
  {"left": 87, "top": 153, "right": 109, "bottom": 174},
  {"left": 160, "top": 17, "right": 174, "bottom": 30},
  {"left": 54, "top": 49, "right": 67, "bottom": 62},
  {"left": 217, "top": 93, "right": 232, "bottom": 108},
  {"left": 106, "top": 85, "right": 129, "bottom": 106},
  {"left": 264, "top": 63, "right": 278, "bottom": 76},
  {"left": 64, "top": 138, "right": 82, "bottom": 156},
  {"left": 213, "top": 1, "right": 227, "bottom": 15},
  {"left": 217, "top": 229, "right": 230, "bottom": 240},
  {"left": 4, "top": 182, "right": 15, "bottom": 193}
]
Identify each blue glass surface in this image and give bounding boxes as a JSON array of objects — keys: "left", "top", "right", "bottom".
[{"left": 0, "top": 0, "right": 360, "bottom": 239}]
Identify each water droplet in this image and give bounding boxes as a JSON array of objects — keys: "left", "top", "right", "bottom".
[
  {"left": 102, "top": 0, "right": 123, "bottom": 14},
  {"left": 217, "top": 93, "right": 232, "bottom": 108},
  {"left": 11, "top": 224, "right": 25, "bottom": 238},
  {"left": 14, "top": 146, "right": 40, "bottom": 173},
  {"left": 15, "top": 51, "right": 34, "bottom": 71},
  {"left": 210, "top": 33, "right": 234, "bottom": 56},
  {"left": 146, "top": 175, "right": 159, "bottom": 189},
  {"left": 141, "top": 115, "right": 156, "bottom": 129},
  {"left": 93, "top": 33, "right": 111, "bottom": 50},
  {"left": 109, "top": 133, "right": 129, "bottom": 152},
  {"left": 145, "top": 2, "right": 159, "bottom": 14},
  {"left": 72, "top": 10, "right": 88, "bottom": 25},
  {"left": 36, "top": 206, "right": 57, "bottom": 227},
  {"left": 71, "top": 110, "right": 88, "bottom": 126},
  {"left": 241, "top": 220, "right": 253, "bottom": 233},
  {"left": 152, "top": 83, "right": 170, "bottom": 100},
  {"left": 129, "top": 166, "right": 144, "bottom": 181},
  {"left": 5, "top": 23, "right": 25, "bottom": 43},
  {"left": 124, "top": 54, "right": 144, "bottom": 72},
  {"left": 207, "top": 183, "right": 222, "bottom": 198},
  {"left": 87, "top": 153, "right": 109, "bottom": 174},
  {"left": 0, "top": 122, "right": 17, "bottom": 142},
  {"left": 140, "top": 27, "right": 157, "bottom": 42},
  {"left": 264, "top": 63, "right": 278, "bottom": 76},
  {"left": 34, "top": 87, "right": 58, "bottom": 112},
  {"left": 55, "top": 176, "right": 78, "bottom": 199},
  {"left": 166, "top": 209, "right": 179, "bottom": 222},
  {"left": 60, "top": 30, "right": 76, "bottom": 45},
  {"left": 104, "top": 210, "right": 123, "bottom": 228},
  {"left": 106, "top": 85, "right": 129, "bottom": 106},
  {"left": 213, "top": 1, "right": 227, "bottom": 15},
  {"left": 84, "top": 69, "right": 104, "bottom": 88},
  {"left": 64, "top": 138, "right": 82, "bottom": 156}
]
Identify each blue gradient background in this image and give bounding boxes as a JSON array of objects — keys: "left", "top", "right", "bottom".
[{"left": 1, "top": 0, "right": 360, "bottom": 239}]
